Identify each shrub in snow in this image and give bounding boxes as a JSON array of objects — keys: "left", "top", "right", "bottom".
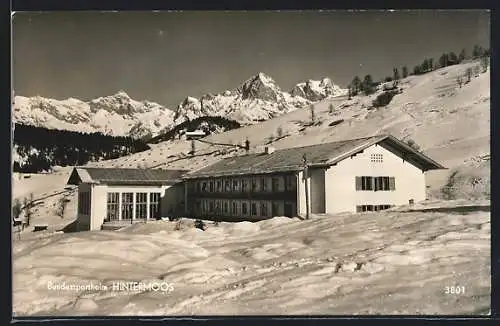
[
  {"left": 406, "top": 139, "right": 421, "bottom": 152},
  {"left": 194, "top": 219, "right": 206, "bottom": 231},
  {"left": 372, "top": 89, "right": 399, "bottom": 108}
]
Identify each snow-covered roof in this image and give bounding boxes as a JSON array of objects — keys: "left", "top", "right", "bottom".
[
  {"left": 67, "top": 167, "right": 189, "bottom": 186},
  {"left": 183, "top": 134, "right": 446, "bottom": 179}
]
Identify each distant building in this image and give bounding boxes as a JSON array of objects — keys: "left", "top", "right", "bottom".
[
  {"left": 67, "top": 167, "right": 188, "bottom": 231},
  {"left": 182, "top": 134, "right": 445, "bottom": 220},
  {"left": 185, "top": 130, "right": 206, "bottom": 140}
]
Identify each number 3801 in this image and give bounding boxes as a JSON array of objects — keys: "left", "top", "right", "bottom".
[{"left": 445, "top": 286, "right": 465, "bottom": 294}]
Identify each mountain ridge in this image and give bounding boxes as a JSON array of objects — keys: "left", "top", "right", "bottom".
[{"left": 13, "top": 73, "right": 346, "bottom": 139}]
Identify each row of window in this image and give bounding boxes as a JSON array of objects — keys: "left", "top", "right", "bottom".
[
  {"left": 356, "top": 176, "right": 396, "bottom": 191},
  {"left": 356, "top": 205, "right": 394, "bottom": 212},
  {"left": 193, "top": 175, "right": 296, "bottom": 194},
  {"left": 105, "top": 192, "right": 161, "bottom": 221},
  {"left": 196, "top": 199, "right": 294, "bottom": 217}
]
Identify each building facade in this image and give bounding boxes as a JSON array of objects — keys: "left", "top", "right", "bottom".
[
  {"left": 185, "top": 172, "right": 298, "bottom": 220},
  {"left": 183, "top": 134, "right": 445, "bottom": 220},
  {"left": 67, "top": 168, "right": 187, "bottom": 231}
]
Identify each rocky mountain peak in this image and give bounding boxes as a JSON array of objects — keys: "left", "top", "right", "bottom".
[{"left": 236, "top": 72, "right": 282, "bottom": 102}]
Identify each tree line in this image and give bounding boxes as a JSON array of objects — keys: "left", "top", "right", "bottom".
[
  {"left": 347, "top": 44, "right": 491, "bottom": 98},
  {"left": 13, "top": 124, "right": 150, "bottom": 173}
]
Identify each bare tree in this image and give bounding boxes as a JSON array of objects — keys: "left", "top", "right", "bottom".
[
  {"left": 309, "top": 104, "right": 316, "bottom": 123},
  {"left": 393, "top": 67, "right": 400, "bottom": 81},
  {"left": 328, "top": 103, "right": 335, "bottom": 114},
  {"left": 12, "top": 198, "right": 22, "bottom": 221},
  {"left": 473, "top": 65, "right": 481, "bottom": 77},
  {"left": 56, "top": 196, "right": 69, "bottom": 219},
  {"left": 276, "top": 126, "right": 284, "bottom": 138},
  {"left": 456, "top": 75, "right": 463, "bottom": 88},
  {"left": 481, "top": 55, "right": 489, "bottom": 73},
  {"left": 23, "top": 193, "right": 34, "bottom": 228},
  {"left": 465, "top": 67, "right": 473, "bottom": 83}
]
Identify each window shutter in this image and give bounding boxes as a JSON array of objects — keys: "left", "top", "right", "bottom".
[
  {"left": 389, "top": 177, "right": 396, "bottom": 190},
  {"left": 373, "top": 177, "right": 377, "bottom": 191},
  {"left": 355, "top": 177, "right": 362, "bottom": 190}
]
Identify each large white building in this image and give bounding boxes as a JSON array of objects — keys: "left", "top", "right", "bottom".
[
  {"left": 183, "top": 134, "right": 446, "bottom": 220},
  {"left": 69, "top": 134, "right": 446, "bottom": 229},
  {"left": 67, "top": 168, "right": 188, "bottom": 230}
]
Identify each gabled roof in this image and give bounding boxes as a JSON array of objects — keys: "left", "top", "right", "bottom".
[
  {"left": 67, "top": 167, "right": 189, "bottom": 186},
  {"left": 183, "top": 134, "right": 445, "bottom": 179}
]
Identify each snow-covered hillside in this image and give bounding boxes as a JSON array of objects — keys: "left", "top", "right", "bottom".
[
  {"left": 13, "top": 73, "right": 345, "bottom": 138},
  {"left": 12, "top": 201, "right": 490, "bottom": 315},
  {"left": 11, "top": 60, "right": 491, "bottom": 316}
]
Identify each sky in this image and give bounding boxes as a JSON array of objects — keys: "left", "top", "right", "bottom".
[{"left": 12, "top": 10, "right": 490, "bottom": 108}]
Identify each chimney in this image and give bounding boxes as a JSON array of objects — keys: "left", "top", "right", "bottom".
[{"left": 265, "top": 146, "right": 275, "bottom": 154}]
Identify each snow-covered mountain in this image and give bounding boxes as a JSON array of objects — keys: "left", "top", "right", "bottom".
[
  {"left": 13, "top": 73, "right": 346, "bottom": 138},
  {"left": 13, "top": 91, "right": 176, "bottom": 139},
  {"left": 173, "top": 72, "right": 344, "bottom": 124},
  {"left": 290, "top": 77, "right": 347, "bottom": 101}
]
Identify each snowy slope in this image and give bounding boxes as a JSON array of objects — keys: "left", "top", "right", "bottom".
[{"left": 13, "top": 202, "right": 490, "bottom": 315}]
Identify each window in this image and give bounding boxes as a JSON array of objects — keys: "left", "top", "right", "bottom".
[
  {"left": 285, "top": 175, "right": 296, "bottom": 191},
  {"left": 251, "top": 179, "right": 257, "bottom": 192},
  {"left": 209, "top": 181, "right": 214, "bottom": 192},
  {"left": 361, "top": 176, "right": 373, "bottom": 190},
  {"left": 135, "top": 193, "right": 148, "bottom": 219},
  {"left": 106, "top": 192, "right": 119, "bottom": 221},
  {"left": 272, "top": 177, "right": 280, "bottom": 192},
  {"left": 260, "top": 178, "right": 268, "bottom": 192},
  {"left": 121, "top": 193, "right": 133, "bottom": 220},
  {"left": 223, "top": 201, "right": 229, "bottom": 215},
  {"left": 242, "top": 179, "right": 249, "bottom": 192},
  {"left": 242, "top": 202, "right": 248, "bottom": 215},
  {"left": 215, "top": 200, "right": 221, "bottom": 214},
  {"left": 260, "top": 202, "right": 268, "bottom": 217},
  {"left": 78, "top": 191, "right": 90, "bottom": 215},
  {"left": 216, "top": 180, "right": 222, "bottom": 192},
  {"left": 201, "top": 181, "right": 208, "bottom": 192},
  {"left": 272, "top": 202, "right": 280, "bottom": 216},
  {"left": 232, "top": 179, "right": 239, "bottom": 192},
  {"left": 251, "top": 202, "right": 258, "bottom": 216},
  {"left": 225, "top": 180, "right": 231, "bottom": 192},
  {"left": 374, "top": 177, "right": 391, "bottom": 191},
  {"left": 356, "top": 205, "right": 393, "bottom": 212},
  {"left": 371, "top": 153, "right": 383, "bottom": 163},
  {"left": 149, "top": 192, "right": 161, "bottom": 219},
  {"left": 209, "top": 201, "right": 215, "bottom": 213},
  {"left": 201, "top": 200, "right": 208, "bottom": 214},
  {"left": 356, "top": 176, "right": 395, "bottom": 191},
  {"left": 232, "top": 201, "right": 238, "bottom": 215}
]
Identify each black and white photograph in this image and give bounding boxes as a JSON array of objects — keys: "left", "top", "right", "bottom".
[{"left": 11, "top": 10, "right": 490, "bottom": 316}]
